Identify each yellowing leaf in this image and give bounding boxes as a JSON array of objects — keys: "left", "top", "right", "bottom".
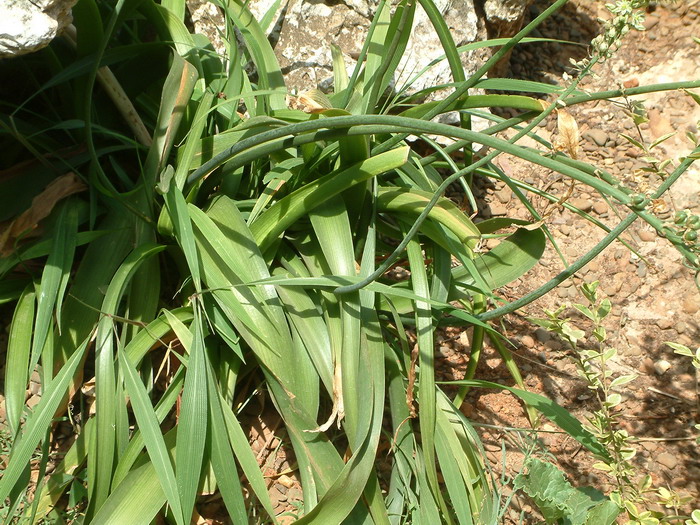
[
  {"left": 288, "top": 89, "right": 333, "bottom": 113},
  {"left": 556, "top": 109, "right": 580, "bottom": 159}
]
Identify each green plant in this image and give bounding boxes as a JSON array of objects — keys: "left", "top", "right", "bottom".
[
  {"left": 0, "top": 0, "right": 698, "bottom": 524},
  {"left": 513, "top": 458, "right": 620, "bottom": 525},
  {"left": 530, "top": 284, "right": 700, "bottom": 525}
]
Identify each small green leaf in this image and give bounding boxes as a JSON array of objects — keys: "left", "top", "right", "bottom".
[
  {"left": 649, "top": 132, "right": 675, "bottom": 150},
  {"left": 609, "top": 374, "right": 637, "bottom": 388}
]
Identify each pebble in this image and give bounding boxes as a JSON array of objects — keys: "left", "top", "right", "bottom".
[
  {"left": 653, "top": 359, "right": 671, "bottom": 375},
  {"left": 287, "top": 487, "right": 303, "bottom": 502},
  {"left": 639, "top": 230, "right": 656, "bottom": 242},
  {"left": 26, "top": 395, "right": 41, "bottom": 410},
  {"left": 570, "top": 198, "right": 593, "bottom": 212},
  {"left": 625, "top": 344, "right": 642, "bottom": 357},
  {"left": 656, "top": 452, "right": 678, "bottom": 470},
  {"left": 496, "top": 188, "right": 513, "bottom": 204},
  {"left": 278, "top": 474, "right": 295, "bottom": 488},
  {"left": 682, "top": 293, "right": 700, "bottom": 314},
  {"left": 269, "top": 486, "right": 287, "bottom": 507},
  {"left": 644, "top": 16, "right": 660, "bottom": 30},
  {"left": 535, "top": 328, "right": 551, "bottom": 343},
  {"left": 520, "top": 335, "right": 536, "bottom": 348},
  {"left": 592, "top": 201, "right": 608, "bottom": 215},
  {"left": 489, "top": 202, "right": 508, "bottom": 216},
  {"left": 583, "top": 129, "right": 609, "bottom": 147},
  {"left": 623, "top": 78, "right": 640, "bottom": 89}
]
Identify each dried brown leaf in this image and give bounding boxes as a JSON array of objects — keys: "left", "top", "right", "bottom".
[
  {"left": 288, "top": 89, "right": 333, "bottom": 114},
  {"left": 556, "top": 109, "right": 580, "bottom": 159},
  {"left": 0, "top": 172, "right": 86, "bottom": 256}
]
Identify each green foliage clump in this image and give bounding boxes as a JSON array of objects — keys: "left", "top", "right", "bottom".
[{"left": 0, "top": 0, "right": 698, "bottom": 523}]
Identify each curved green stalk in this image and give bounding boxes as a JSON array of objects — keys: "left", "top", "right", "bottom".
[{"left": 478, "top": 143, "right": 700, "bottom": 321}]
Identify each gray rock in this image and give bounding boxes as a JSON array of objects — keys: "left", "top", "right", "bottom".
[
  {"left": 483, "top": 0, "right": 535, "bottom": 75},
  {"left": 0, "top": 0, "right": 76, "bottom": 57},
  {"left": 242, "top": 0, "right": 483, "bottom": 95},
  {"left": 656, "top": 451, "right": 678, "bottom": 470},
  {"left": 583, "top": 129, "right": 609, "bottom": 147},
  {"left": 483, "top": 0, "right": 535, "bottom": 36}
]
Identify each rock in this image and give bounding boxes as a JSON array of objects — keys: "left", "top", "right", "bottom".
[
  {"left": 636, "top": 264, "right": 647, "bottom": 278},
  {"left": 483, "top": 0, "right": 534, "bottom": 35},
  {"left": 286, "top": 487, "right": 303, "bottom": 503},
  {"left": 682, "top": 293, "right": 700, "bottom": 315},
  {"left": 656, "top": 452, "right": 678, "bottom": 470},
  {"left": 495, "top": 187, "right": 513, "bottom": 203},
  {"left": 570, "top": 198, "right": 593, "bottom": 213},
  {"left": 643, "top": 16, "right": 660, "bottom": 30},
  {"left": 520, "top": 335, "right": 536, "bottom": 348},
  {"left": 483, "top": 0, "right": 535, "bottom": 75},
  {"left": 653, "top": 359, "right": 671, "bottom": 375},
  {"left": 258, "top": 0, "right": 482, "bottom": 94},
  {"left": 29, "top": 380, "right": 41, "bottom": 396},
  {"left": 641, "top": 357, "right": 655, "bottom": 375},
  {"left": 534, "top": 328, "right": 551, "bottom": 343},
  {"left": 647, "top": 108, "right": 674, "bottom": 140},
  {"left": 269, "top": 486, "right": 287, "bottom": 507},
  {"left": 26, "top": 394, "right": 41, "bottom": 410},
  {"left": 583, "top": 129, "right": 609, "bottom": 147},
  {"left": 623, "top": 78, "right": 640, "bottom": 89},
  {"left": 639, "top": 230, "right": 656, "bottom": 242},
  {"left": 592, "top": 201, "right": 608, "bottom": 215},
  {"left": 0, "top": 0, "right": 77, "bottom": 57},
  {"left": 489, "top": 202, "right": 508, "bottom": 216},
  {"left": 460, "top": 401, "right": 474, "bottom": 418}
]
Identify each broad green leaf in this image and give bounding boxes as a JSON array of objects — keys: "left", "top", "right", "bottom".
[
  {"left": 205, "top": 362, "right": 255, "bottom": 523},
  {"left": 250, "top": 147, "right": 410, "bottom": 251},
  {"left": 218, "top": 0, "right": 286, "bottom": 111},
  {"left": 0, "top": 334, "right": 91, "bottom": 504},
  {"left": 175, "top": 308, "right": 208, "bottom": 522},
  {"left": 91, "top": 431, "right": 178, "bottom": 525},
  {"left": 32, "top": 203, "right": 78, "bottom": 371},
  {"left": 165, "top": 180, "right": 202, "bottom": 292},
  {"left": 376, "top": 186, "right": 480, "bottom": 249},
  {"left": 91, "top": 243, "right": 166, "bottom": 513},
  {"left": 118, "top": 348, "right": 184, "bottom": 525},
  {"left": 4, "top": 285, "right": 35, "bottom": 436}
]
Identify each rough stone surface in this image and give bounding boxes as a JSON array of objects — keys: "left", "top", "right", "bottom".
[
  {"left": 484, "top": 0, "right": 535, "bottom": 36},
  {"left": 241, "top": 0, "right": 483, "bottom": 95},
  {"left": 483, "top": 0, "right": 535, "bottom": 75},
  {"left": 656, "top": 452, "right": 679, "bottom": 470},
  {"left": 0, "top": 0, "right": 77, "bottom": 57}
]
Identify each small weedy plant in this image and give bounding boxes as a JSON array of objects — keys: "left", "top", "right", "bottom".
[
  {"left": 0, "top": 0, "right": 698, "bottom": 523},
  {"left": 530, "top": 282, "right": 700, "bottom": 525}
]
